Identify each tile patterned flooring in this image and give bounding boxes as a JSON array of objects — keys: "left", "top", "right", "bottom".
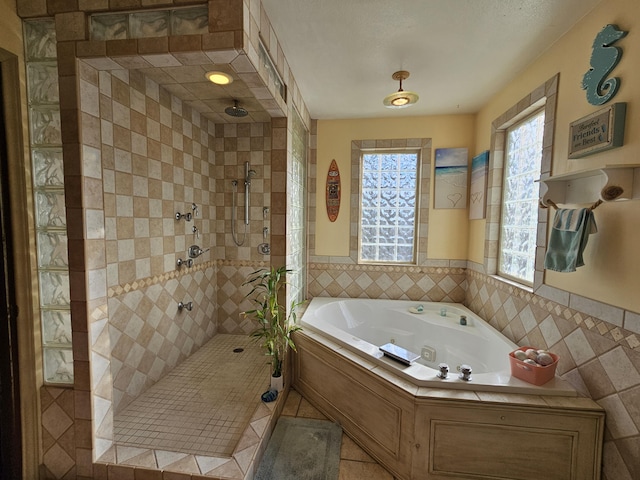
[
  {"left": 109, "top": 332, "right": 396, "bottom": 478},
  {"left": 113, "top": 334, "right": 269, "bottom": 457}
]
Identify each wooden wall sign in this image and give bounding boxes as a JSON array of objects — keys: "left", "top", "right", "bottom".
[
  {"left": 582, "top": 24, "right": 627, "bottom": 106},
  {"left": 326, "top": 159, "right": 341, "bottom": 222},
  {"left": 568, "top": 103, "right": 626, "bottom": 158}
]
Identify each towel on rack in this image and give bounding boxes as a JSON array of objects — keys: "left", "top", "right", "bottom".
[{"left": 544, "top": 208, "right": 597, "bottom": 273}]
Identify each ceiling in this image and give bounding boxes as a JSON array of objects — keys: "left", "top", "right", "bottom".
[
  {"left": 260, "top": 0, "right": 603, "bottom": 119},
  {"left": 136, "top": 60, "right": 273, "bottom": 124}
]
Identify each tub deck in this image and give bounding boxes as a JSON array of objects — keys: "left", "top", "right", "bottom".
[{"left": 293, "top": 329, "right": 605, "bottom": 480}]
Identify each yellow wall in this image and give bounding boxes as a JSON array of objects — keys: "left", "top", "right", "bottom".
[
  {"left": 473, "top": 0, "right": 640, "bottom": 311},
  {"left": 0, "top": 0, "right": 24, "bottom": 54},
  {"left": 316, "top": 115, "right": 476, "bottom": 259}
]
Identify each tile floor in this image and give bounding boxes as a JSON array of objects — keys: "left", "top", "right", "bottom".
[
  {"left": 280, "top": 388, "right": 397, "bottom": 480},
  {"left": 114, "top": 334, "right": 269, "bottom": 457},
  {"left": 106, "top": 332, "right": 395, "bottom": 478}
]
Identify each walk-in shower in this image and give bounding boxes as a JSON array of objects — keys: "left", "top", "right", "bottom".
[{"left": 231, "top": 161, "right": 257, "bottom": 246}]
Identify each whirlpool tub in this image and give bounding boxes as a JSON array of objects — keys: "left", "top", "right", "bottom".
[
  {"left": 299, "top": 296, "right": 575, "bottom": 395},
  {"left": 294, "top": 298, "right": 604, "bottom": 480}
]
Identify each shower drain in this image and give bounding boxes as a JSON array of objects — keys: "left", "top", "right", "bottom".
[{"left": 233, "top": 348, "right": 244, "bottom": 353}]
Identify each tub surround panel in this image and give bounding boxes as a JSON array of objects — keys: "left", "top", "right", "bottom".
[
  {"left": 293, "top": 331, "right": 604, "bottom": 480},
  {"left": 413, "top": 402, "right": 602, "bottom": 480},
  {"left": 293, "top": 334, "right": 415, "bottom": 480}
]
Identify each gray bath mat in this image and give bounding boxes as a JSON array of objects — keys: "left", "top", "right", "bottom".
[{"left": 255, "top": 416, "right": 342, "bottom": 480}]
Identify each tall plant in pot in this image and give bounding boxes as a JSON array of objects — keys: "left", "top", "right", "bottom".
[{"left": 242, "top": 266, "right": 302, "bottom": 392}]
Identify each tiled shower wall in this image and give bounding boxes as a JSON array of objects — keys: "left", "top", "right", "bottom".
[
  {"left": 79, "top": 63, "right": 222, "bottom": 424},
  {"left": 213, "top": 121, "right": 272, "bottom": 335}
]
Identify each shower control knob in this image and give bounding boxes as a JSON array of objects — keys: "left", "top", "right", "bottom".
[
  {"left": 176, "top": 258, "right": 193, "bottom": 268},
  {"left": 178, "top": 301, "right": 193, "bottom": 312}
]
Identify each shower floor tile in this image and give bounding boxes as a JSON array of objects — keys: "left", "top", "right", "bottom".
[{"left": 113, "top": 334, "right": 270, "bottom": 457}]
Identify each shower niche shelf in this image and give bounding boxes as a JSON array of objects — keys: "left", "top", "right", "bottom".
[{"left": 538, "top": 164, "right": 640, "bottom": 207}]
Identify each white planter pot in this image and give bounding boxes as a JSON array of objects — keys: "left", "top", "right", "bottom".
[{"left": 270, "top": 374, "right": 284, "bottom": 392}]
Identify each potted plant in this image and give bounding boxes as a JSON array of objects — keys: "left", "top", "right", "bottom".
[{"left": 242, "top": 266, "right": 302, "bottom": 392}]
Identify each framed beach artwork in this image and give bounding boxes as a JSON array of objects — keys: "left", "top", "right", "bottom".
[
  {"left": 469, "top": 150, "right": 489, "bottom": 219},
  {"left": 434, "top": 147, "right": 468, "bottom": 209}
]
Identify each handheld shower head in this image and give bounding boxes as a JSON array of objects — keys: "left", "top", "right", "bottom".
[{"left": 244, "top": 162, "right": 257, "bottom": 185}]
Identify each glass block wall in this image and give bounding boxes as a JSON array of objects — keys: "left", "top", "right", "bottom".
[
  {"left": 24, "top": 19, "right": 73, "bottom": 384},
  {"left": 89, "top": 6, "right": 208, "bottom": 40},
  {"left": 287, "top": 109, "right": 308, "bottom": 306}
]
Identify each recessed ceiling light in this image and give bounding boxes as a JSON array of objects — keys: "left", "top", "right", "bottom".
[{"left": 205, "top": 71, "right": 233, "bottom": 85}]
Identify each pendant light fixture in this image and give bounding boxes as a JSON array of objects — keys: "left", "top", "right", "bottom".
[{"left": 383, "top": 70, "right": 419, "bottom": 108}]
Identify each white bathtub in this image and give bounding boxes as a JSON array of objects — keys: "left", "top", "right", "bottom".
[{"left": 300, "top": 297, "right": 576, "bottom": 396}]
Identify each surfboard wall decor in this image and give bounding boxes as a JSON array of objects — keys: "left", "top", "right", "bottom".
[{"left": 326, "top": 159, "right": 341, "bottom": 222}]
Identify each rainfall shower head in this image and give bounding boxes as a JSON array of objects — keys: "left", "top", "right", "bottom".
[{"left": 225, "top": 100, "right": 248, "bottom": 118}]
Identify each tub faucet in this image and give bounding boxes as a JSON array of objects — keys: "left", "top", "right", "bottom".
[
  {"left": 459, "top": 315, "right": 467, "bottom": 326},
  {"left": 459, "top": 364, "right": 472, "bottom": 381},
  {"left": 437, "top": 363, "right": 449, "bottom": 379}
]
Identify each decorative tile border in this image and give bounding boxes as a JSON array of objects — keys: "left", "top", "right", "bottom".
[
  {"left": 107, "top": 259, "right": 271, "bottom": 298},
  {"left": 308, "top": 262, "right": 467, "bottom": 303},
  {"left": 466, "top": 267, "right": 640, "bottom": 353}
]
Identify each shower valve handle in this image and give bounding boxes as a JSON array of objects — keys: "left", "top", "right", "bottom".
[
  {"left": 178, "top": 301, "right": 193, "bottom": 312},
  {"left": 188, "top": 245, "right": 209, "bottom": 258}
]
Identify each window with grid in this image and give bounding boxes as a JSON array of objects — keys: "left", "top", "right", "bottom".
[
  {"left": 498, "top": 109, "right": 545, "bottom": 285},
  {"left": 359, "top": 150, "right": 419, "bottom": 264}
]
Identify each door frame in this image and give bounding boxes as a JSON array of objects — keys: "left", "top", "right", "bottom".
[{"left": 0, "top": 49, "right": 41, "bottom": 480}]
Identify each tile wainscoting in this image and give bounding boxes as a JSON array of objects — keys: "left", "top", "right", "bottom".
[{"left": 305, "top": 258, "right": 639, "bottom": 479}]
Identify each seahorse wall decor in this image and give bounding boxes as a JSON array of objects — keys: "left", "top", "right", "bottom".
[{"left": 582, "top": 24, "right": 628, "bottom": 106}]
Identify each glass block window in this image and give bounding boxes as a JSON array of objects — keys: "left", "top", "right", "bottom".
[
  {"left": 498, "top": 109, "right": 545, "bottom": 285},
  {"left": 359, "top": 150, "right": 419, "bottom": 264},
  {"left": 24, "top": 19, "right": 73, "bottom": 384},
  {"left": 90, "top": 6, "right": 208, "bottom": 41}
]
